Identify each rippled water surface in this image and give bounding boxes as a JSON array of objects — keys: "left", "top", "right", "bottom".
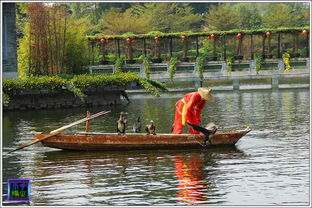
[{"left": 2, "top": 88, "right": 310, "bottom": 206}]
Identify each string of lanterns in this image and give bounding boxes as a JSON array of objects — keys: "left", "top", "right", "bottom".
[
  {"left": 97, "top": 29, "right": 308, "bottom": 43},
  {"left": 100, "top": 38, "right": 110, "bottom": 43}
]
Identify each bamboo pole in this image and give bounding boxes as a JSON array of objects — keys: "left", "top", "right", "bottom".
[
  {"left": 250, "top": 34, "right": 254, "bottom": 59},
  {"left": 277, "top": 33, "right": 281, "bottom": 58},
  {"left": 7, "top": 111, "right": 111, "bottom": 154},
  {"left": 85, "top": 111, "right": 91, "bottom": 132},
  {"left": 262, "top": 35, "right": 266, "bottom": 55},
  {"left": 306, "top": 33, "right": 309, "bottom": 57},
  {"left": 61, "top": 8, "right": 67, "bottom": 73},
  {"left": 213, "top": 37, "right": 216, "bottom": 57},
  {"left": 92, "top": 40, "right": 95, "bottom": 65},
  {"left": 143, "top": 38, "right": 146, "bottom": 56},
  {"left": 169, "top": 37, "right": 173, "bottom": 58},
  {"left": 117, "top": 39, "right": 120, "bottom": 58},
  {"left": 196, "top": 37, "right": 199, "bottom": 57},
  {"left": 268, "top": 36, "right": 271, "bottom": 54},
  {"left": 223, "top": 36, "right": 226, "bottom": 60}
]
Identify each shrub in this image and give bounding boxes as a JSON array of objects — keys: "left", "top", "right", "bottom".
[
  {"left": 169, "top": 57, "right": 178, "bottom": 80},
  {"left": 2, "top": 73, "right": 168, "bottom": 105}
]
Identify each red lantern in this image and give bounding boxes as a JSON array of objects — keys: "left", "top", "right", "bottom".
[
  {"left": 154, "top": 36, "right": 159, "bottom": 41},
  {"left": 132, "top": 40, "right": 136, "bottom": 44},
  {"left": 181, "top": 35, "right": 187, "bottom": 40},
  {"left": 210, "top": 34, "right": 215, "bottom": 39},
  {"left": 302, "top": 30, "right": 308, "bottom": 36},
  {"left": 236, "top": 33, "right": 242, "bottom": 39},
  {"left": 266, "top": 32, "right": 271, "bottom": 36},
  {"left": 100, "top": 39, "right": 105, "bottom": 43},
  {"left": 106, "top": 39, "right": 111, "bottom": 43},
  {"left": 126, "top": 38, "right": 131, "bottom": 42}
]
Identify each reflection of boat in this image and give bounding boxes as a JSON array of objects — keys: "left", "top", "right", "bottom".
[{"left": 35, "top": 127, "right": 251, "bottom": 151}]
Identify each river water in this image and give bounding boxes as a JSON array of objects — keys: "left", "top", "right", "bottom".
[{"left": 2, "top": 88, "right": 310, "bottom": 206}]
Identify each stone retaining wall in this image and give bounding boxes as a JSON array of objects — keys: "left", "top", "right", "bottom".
[{"left": 4, "top": 89, "right": 122, "bottom": 111}]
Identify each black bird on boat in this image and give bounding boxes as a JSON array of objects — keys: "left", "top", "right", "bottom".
[
  {"left": 187, "top": 122, "right": 218, "bottom": 146},
  {"left": 133, "top": 116, "right": 141, "bottom": 133}
]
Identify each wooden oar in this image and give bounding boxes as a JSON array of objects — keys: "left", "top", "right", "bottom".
[{"left": 7, "top": 110, "right": 110, "bottom": 154}]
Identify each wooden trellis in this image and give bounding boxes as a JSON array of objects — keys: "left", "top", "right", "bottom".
[{"left": 87, "top": 28, "right": 310, "bottom": 65}]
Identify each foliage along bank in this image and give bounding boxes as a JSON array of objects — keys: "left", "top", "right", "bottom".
[{"left": 2, "top": 72, "right": 168, "bottom": 107}]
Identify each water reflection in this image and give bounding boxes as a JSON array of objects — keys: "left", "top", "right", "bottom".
[
  {"left": 174, "top": 154, "right": 208, "bottom": 205},
  {"left": 2, "top": 88, "right": 309, "bottom": 206},
  {"left": 22, "top": 147, "right": 245, "bottom": 206}
]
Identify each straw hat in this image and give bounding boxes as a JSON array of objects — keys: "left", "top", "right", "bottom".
[{"left": 198, "top": 88, "right": 215, "bottom": 102}]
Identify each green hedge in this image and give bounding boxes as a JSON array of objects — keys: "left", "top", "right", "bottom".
[
  {"left": 87, "top": 27, "right": 310, "bottom": 40},
  {"left": 3, "top": 72, "right": 168, "bottom": 98}
]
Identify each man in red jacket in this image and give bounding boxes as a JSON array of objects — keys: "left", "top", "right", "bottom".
[{"left": 172, "top": 88, "right": 215, "bottom": 134}]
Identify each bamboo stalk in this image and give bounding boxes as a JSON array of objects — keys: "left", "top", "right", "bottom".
[
  {"left": 250, "top": 34, "right": 253, "bottom": 59},
  {"left": 43, "top": 6, "right": 49, "bottom": 74},
  {"left": 196, "top": 37, "right": 199, "bottom": 57},
  {"left": 213, "top": 37, "right": 216, "bottom": 57},
  {"left": 143, "top": 38, "right": 146, "bottom": 56},
  {"left": 262, "top": 35, "right": 266, "bottom": 55},
  {"left": 170, "top": 37, "right": 173, "bottom": 58},
  {"left": 223, "top": 36, "right": 226, "bottom": 61},
  {"left": 61, "top": 8, "right": 67, "bottom": 72},
  {"left": 53, "top": 6, "right": 58, "bottom": 74},
  {"left": 28, "top": 5, "right": 32, "bottom": 76},
  {"left": 268, "top": 36, "right": 271, "bottom": 54},
  {"left": 306, "top": 33, "right": 309, "bottom": 57},
  {"left": 277, "top": 34, "right": 281, "bottom": 58},
  {"left": 47, "top": 10, "right": 54, "bottom": 74}
]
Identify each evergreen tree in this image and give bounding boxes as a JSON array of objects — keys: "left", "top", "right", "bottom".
[
  {"left": 234, "top": 3, "right": 263, "bottom": 29},
  {"left": 203, "top": 4, "right": 241, "bottom": 31},
  {"left": 189, "top": 2, "right": 220, "bottom": 15},
  {"left": 99, "top": 7, "right": 150, "bottom": 34},
  {"left": 138, "top": 3, "right": 201, "bottom": 33},
  {"left": 286, "top": 2, "right": 310, "bottom": 27},
  {"left": 262, "top": 3, "right": 300, "bottom": 28}
]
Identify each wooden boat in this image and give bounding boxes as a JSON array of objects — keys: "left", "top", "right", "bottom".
[{"left": 34, "top": 127, "right": 251, "bottom": 151}]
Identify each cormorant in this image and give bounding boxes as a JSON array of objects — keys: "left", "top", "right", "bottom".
[
  {"left": 187, "top": 122, "right": 218, "bottom": 146},
  {"left": 133, "top": 116, "right": 141, "bottom": 133},
  {"left": 117, "top": 112, "right": 127, "bottom": 135},
  {"left": 145, "top": 120, "right": 156, "bottom": 135}
]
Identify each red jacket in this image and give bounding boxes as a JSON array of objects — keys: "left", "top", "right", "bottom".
[{"left": 180, "top": 92, "right": 206, "bottom": 124}]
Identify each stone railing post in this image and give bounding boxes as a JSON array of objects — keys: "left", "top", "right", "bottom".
[{"left": 278, "top": 59, "right": 285, "bottom": 70}]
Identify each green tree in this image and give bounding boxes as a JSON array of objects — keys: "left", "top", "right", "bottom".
[
  {"left": 138, "top": 3, "right": 202, "bottom": 32},
  {"left": 287, "top": 2, "right": 310, "bottom": 27},
  {"left": 17, "top": 3, "right": 91, "bottom": 77},
  {"left": 16, "top": 3, "right": 29, "bottom": 39},
  {"left": 235, "top": 3, "right": 263, "bottom": 29},
  {"left": 67, "top": 2, "right": 93, "bottom": 19},
  {"left": 64, "top": 17, "right": 91, "bottom": 74},
  {"left": 203, "top": 4, "right": 241, "bottom": 31},
  {"left": 262, "top": 3, "right": 300, "bottom": 28},
  {"left": 99, "top": 7, "right": 150, "bottom": 34},
  {"left": 189, "top": 3, "right": 220, "bottom": 15}
]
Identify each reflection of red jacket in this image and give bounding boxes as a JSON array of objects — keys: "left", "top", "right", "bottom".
[{"left": 175, "top": 155, "right": 207, "bottom": 205}]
